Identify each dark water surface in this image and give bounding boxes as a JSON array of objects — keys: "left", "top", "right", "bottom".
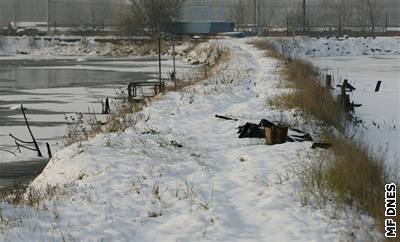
[{"left": 0, "top": 56, "right": 189, "bottom": 190}]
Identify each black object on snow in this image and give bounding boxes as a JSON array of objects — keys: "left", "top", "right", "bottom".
[
  {"left": 238, "top": 123, "right": 266, "bottom": 138},
  {"left": 238, "top": 119, "right": 313, "bottom": 143}
]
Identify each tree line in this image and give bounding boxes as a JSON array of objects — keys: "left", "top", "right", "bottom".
[{"left": 231, "top": 0, "right": 393, "bottom": 35}]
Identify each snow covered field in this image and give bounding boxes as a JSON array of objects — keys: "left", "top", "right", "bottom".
[
  {"left": 0, "top": 36, "right": 191, "bottom": 57},
  {"left": 309, "top": 55, "right": 400, "bottom": 169},
  {"left": 268, "top": 36, "right": 400, "bottom": 58},
  {"left": 0, "top": 39, "right": 382, "bottom": 241}
]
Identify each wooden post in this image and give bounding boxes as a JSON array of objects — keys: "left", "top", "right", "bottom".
[
  {"left": 105, "top": 98, "right": 110, "bottom": 114},
  {"left": 127, "top": 83, "right": 132, "bottom": 102},
  {"left": 172, "top": 42, "right": 176, "bottom": 75},
  {"left": 21, "top": 104, "right": 42, "bottom": 157},
  {"left": 158, "top": 36, "right": 162, "bottom": 88},
  {"left": 253, "top": 0, "right": 257, "bottom": 33},
  {"left": 286, "top": 16, "right": 289, "bottom": 36},
  {"left": 46, "top": 142, "right": 52, "bottom": 159},
  {"left": 325, "top": 74, "right": 332, "bottom": 89},
  {"left": 385, "top": 13, "right": 388, "bottom": 33},
  {"left": 172, "top": 42, "right": 177, "bottom": 91},
  {"left": 302, "top": 0, "right": 306, "bottom": 32},
  {"left": 375, "top": 80, "right": 382, "bottom": 92}
]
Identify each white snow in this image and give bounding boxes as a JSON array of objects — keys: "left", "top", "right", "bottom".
[
  {"left": 0, "top": 38, "right": 382, "bottom": 241},
  {"left": 0, "top": 36, "right": 193, "bottom": 57},
  {"left": 267, "top": 36, "right": 400, "bottom": 58}
]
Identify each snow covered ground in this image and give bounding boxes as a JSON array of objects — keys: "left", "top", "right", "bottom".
[
  {"left": 0, "top": 36, "right": 191, "bottom": 57},
  {"left": 0, "top": 39, "right": 382, "bottom": 241},
  {"left": 268, "top": 36, "right": 400, "bottom": 58}
]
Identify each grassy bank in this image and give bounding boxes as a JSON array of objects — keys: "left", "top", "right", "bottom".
[
  {"left": 252, "top": 39, "right": 396, "bottom": 238},
  {"left": 65, "top": 43, "right": 230, "bottom": 146}
]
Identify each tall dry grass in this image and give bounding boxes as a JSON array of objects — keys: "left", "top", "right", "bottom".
[
  {"left": 270, "top": 57, "right": 347, "bottom": 132},
  {"left": 252, "top": 39, "right": 395, "bottom": 237}
]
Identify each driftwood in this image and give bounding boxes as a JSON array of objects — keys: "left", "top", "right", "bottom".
[
  {"left": 8, "top": 104, "right": 52, "bottom": 158},
  {"left": 215, "top": 114, "right": 238, "bottom": 121},
  {"left": 21, "top": 104, "right": 42, "bottom": 157},
  {"left": 0, "top": 148, "right": 16, "bottom": 156}
]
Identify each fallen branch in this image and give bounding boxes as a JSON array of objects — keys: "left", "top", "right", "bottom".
[
  {"left": 0, "top": 148, "right": 16, "bottom": 156},
  {"left": 215, "top": 114, "right": 238, "bottom": 121}
]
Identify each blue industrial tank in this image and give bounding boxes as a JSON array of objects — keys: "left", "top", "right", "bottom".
[{"left": 173, "top": 21, "right": 234, "bottom": 35}]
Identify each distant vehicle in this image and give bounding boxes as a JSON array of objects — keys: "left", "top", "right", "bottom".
[
  {"left": 9, "top": 21, "right": 48, "bottom": 30},
  {"left": 173, "top": 21, "right": 235, "bottom": 35},
  {"left": 218, "top": 32, "right": 245, "bottom": 38},
  {"left": 5, "top": 21, "right": 48, "bottom": 35}
]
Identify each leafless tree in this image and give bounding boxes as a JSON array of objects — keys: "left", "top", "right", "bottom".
[
  {"left": 230, "top": 0, "right": 246, "bottom": 31},
  {"left": 322, "top": 0, "right": 354, "bottom": 34},
  {"left": 121, "top": 0, "right": 185, "bottom": 35},
  {"left": 283, "top": 2, "right": 304, "bottom": 32},
  {"left": 62, "top": 0, "right": 113, "bottom": 31},
  {"left": 365, "top": 0, "right": 383, "bottom": 34}
]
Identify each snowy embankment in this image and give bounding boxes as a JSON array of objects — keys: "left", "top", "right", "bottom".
[
  {"left": 0, "top": 36, "right": 191, "bottom": 57},
  {"left": 0, "top": 39, "right": 381, "bottom": 241},
  {"left": 268, "top": 36, "right": 400, "bottom": 58}
]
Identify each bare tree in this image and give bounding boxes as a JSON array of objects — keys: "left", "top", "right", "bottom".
[
  {"left": 322, "top": 0, "right": 353, "bottom": 34},
  {"left": 365, "top": 0, "right": 382, "bottom": 34},
  {"left": 121, "top": 0, "right": 185, "bottom": 35},
  {"left": 62, "top": 0, "right": 113, "bottom": 31},
  {"left": 86, "top": 0, "right": 112, "bottom": 31},
  {"left": 230, "top": 0, "right": 246, "bottom": 31},
  {"left": 119, "top": 2, "right": 146, "bottom": 35}
]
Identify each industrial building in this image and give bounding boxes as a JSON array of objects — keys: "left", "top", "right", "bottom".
[{"left": 0, "top": 0, "right": 399, "bottom": 32}]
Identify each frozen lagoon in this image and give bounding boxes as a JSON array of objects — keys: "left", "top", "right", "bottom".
[
  {"left": 309, "top": 55, "right": 400, "bottom": 169},
  {"left": 0, "top": 56, "right": 194, "bottom": 163}
]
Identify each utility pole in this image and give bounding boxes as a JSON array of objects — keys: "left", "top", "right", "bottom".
[
  {"left": 286, "top": 16, "right": 289, "bottom": 36},
  {"left": 47, "top": 0, "right": 50, "bottom": 32},
  {"left": 257, "top": 0, "right": 261, "bottom": 34},
  {"left": 302, "top": 0, "right": 306, "bottom": 32},
  {"left": 253, "top": 0, "right": 257, "bottom": 33},
  {"left": 385, "top": 13, "right": 388, "bottom": 32},
  {"left": 13, "top": 0, "right": 18, "bottom": 26},
  {"left": 158, "top": 36, "right": 162, "bottom": 88},
  {"left": 53, "top": 0, "right": 56, "bottom": 33}
]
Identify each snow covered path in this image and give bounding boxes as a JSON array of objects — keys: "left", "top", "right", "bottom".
[{"left": 0, "top": 39, "right": 380, "bottom": 241}]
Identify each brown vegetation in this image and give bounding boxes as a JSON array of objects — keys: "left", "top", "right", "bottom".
[{"left": 252, "top": 39, "right": 396, "bottom": 236}]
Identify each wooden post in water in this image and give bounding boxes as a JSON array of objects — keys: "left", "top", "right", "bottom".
[
  {"left": 21, "top": 104, "right": 42, "bottom": 157},
  {"left": 325, "top": 74, "right": 332, "bottom": 89},
  {"left": 375, "top": 80, "right": 382, "bottom": 92},
  {"left": 46, "top": 142, "right": 52, "bottom": 159}
]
